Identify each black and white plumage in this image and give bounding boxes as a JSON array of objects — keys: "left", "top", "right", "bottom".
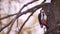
[
  {"left": 38, "top": 9, "right": 48, "bottom": 29},
  {"left": 38, "top": 10, "right": 44, "bottom": 28}
]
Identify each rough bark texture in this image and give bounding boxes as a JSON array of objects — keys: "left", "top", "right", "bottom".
[{"left": 42, "top": 0, "right": 60, "bottom": 34}]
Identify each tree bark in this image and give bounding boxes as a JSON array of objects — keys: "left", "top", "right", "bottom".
[{"left": 42, "top": 0, "right": 60, "bottom": 34}]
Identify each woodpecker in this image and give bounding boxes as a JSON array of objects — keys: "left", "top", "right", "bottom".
[{"left": 38, "top": 9, "right": 48, "bottom": 29}]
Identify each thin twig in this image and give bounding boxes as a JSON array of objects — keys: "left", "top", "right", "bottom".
[
  {"left": 6, "top": 21, "right": 15, "bottom": 34},
  {"left": 0, "top": 13, "right": 17, "bottom": 20},
  {"left": 17, "top": 18, "right": 19, "bottom": 29}
]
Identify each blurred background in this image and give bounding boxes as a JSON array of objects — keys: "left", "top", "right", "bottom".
[{"left": 0, "top": 0, "right": 51, "bottom": 34}]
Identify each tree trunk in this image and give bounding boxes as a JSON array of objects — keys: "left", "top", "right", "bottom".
[{"left": 42, "top": 0, "right": 60, "bottom": 34}]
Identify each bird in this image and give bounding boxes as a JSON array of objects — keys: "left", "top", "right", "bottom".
[{"left": 38, "top": 9, "right": 48, "bottom": 29}]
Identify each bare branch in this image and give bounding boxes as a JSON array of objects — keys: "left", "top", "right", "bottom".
[
  {"left": 6, "top": 22, "right": 14, "bottom": 34},
  {"left": 0, "top": 1, "right": 39, "bottom": 32},
  {"left": 0, "top": 0, "right": 38, "bottom": 20},
  {"left": 0, "top": 0, "right": 47, "bottom": 32},
  {"left": 18, "top": 10, "right": 35, "bottom": 34},
  {"left": 0, "top": 13, "right": 17, "bottom": 20},
  {"left": 18, "top": 0, "right": 38, "bottom": 13}
]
